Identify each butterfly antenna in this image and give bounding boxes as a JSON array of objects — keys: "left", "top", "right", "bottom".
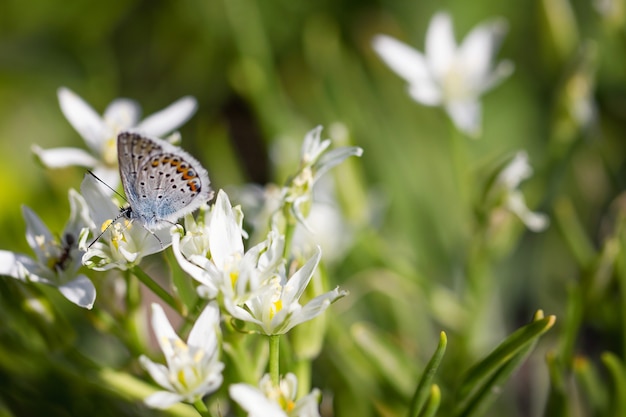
[{"left": 86, "top": 170, "right": 128, "bottom": 203}]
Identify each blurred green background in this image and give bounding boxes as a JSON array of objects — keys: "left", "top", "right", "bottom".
[{"left": 1, "top": 0, "right": 626, "bottom": 416}]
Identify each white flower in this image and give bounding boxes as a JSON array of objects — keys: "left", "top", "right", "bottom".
[
  {"left": 140, "top": 302, "right": 224, "bottom": 409},
  {"left": 79, "top": 174, "right": 171, "bottom": 271},
  {"left": 495, "top": 151, "right": 549, "bottom": 232},
  {"left": 226, "top": 247, "right": 347, "bottom": 335},
  {"left": 33, "top": 87, "right": 197, "bottom": 187},
  {"left": 172, "top": 189, "right": 284, "bottom": 300},
  {"left": 372, "top": 12, "right": 514, "bottom": 137},
  {"left": 281, "top": 126, "right": 362, "bottom": 227},
  {"left": 0, "top": 190, "right": 96, "bottom": 309},
  {"left": 230, "top": 373, "right": 321, "bottom": 417}
]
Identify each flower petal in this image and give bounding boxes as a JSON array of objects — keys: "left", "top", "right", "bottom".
[
  {"left": 57, "top": 274, "right": 96, "bottom": 309},
  {"left": 282, "top": 247, "right": 321, "bottom": 306},
  {"left": 407, "top": 81, "right": 443, "bottom": 106},
  {"left": 65, "top": 189, "right": 95, "bottom": 238},
  {"left": 507, "top": 191, "right": 549, "bottom": 232},
  {"left": 150, "top": 303, "right": 183, "bottom": 360},
  {"left": 293, "top": 388, "right": 322, "bottom": 417},
  {"left": 425, "top": 12, "right": 457, "bottom": 79},
  {"left": 171, "top": 230, "right": 218, "bottom": 295},
  {"left": 314, "top": 146, "right": 363, "bottom": 181},
  {"left": 187, "top": 302, "right": 219, "bottom": 353},
  {"left": 209, "top": 190, "right": 244, "bottom": 269},
  {"left": 497, "top": 151, "right": 531, "bottom": 190},
  {"left": 458, "top": 18, "right": 508, "bottom": 86},
  {"left": 229, "top": 383, "right": 288, "bottom": 417},
  {"left": 103, "top": 99, "right": 141, "bottom": 131},
  {"left": 0, "top": 250, "right": 31, "bottom": 281},
  {"left": 22, "top": 205, "right": 54, "bottom": 262},
  {"left": 144, "top": 390, "right": 185, "bottom": 409},
  {"left": 80, "top": 174, "right": 120, "bottom": 226},
  {"left": 480, "top": 59, "right": 514, "bottom": 93},
  {"left": 445, "top": 99, "right": 482, "bottom": 138},
  {"left": 32, "top": 145, "right": 100, "bottom": 169},
  {"left": 139, "top": 355, "right": 176, "bottom": 392},
  {"left": 372, "top": 35, "right": 431, "bottom": 86},
  {"left": 57, "top": 87, "right": 108, "bottom": 152},
  {"left": 135, "top": 96, "right": 197, "bottom": 137},
  {"left": 283, "top": 287, "right": 347, "bottom": 332}
]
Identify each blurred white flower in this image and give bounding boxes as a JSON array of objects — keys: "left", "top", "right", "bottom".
[
  {"left": 496, "top": 151, "right": 549, "bottom": 232},
  {"left": 79, "top": 175, "right": 171, "bottom": 271},
  {"left": 230, "top": 373, "right": 321, "bottom": 417},
  {"left": 225, "top": 247, "right": 347, "bottom": 335},
  {"left": 171, "top": 189, "right": 284, "bottom": 300},
  {"left": 0, "top": 190, "right": 96, "bottom": 309},
  {"left": 33, "top": 87, "right": 197, "bottom": 187},
  {"left": 140, "top": 302, "right": 224, "bottom": 409},
  {"left": 372, "top": 12, "right": 514, "bottom": 137}
]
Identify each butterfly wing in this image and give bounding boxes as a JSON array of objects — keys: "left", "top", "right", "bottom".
[
  {"left": 117, "top": 132, "right": 167, "bottom": 207},
  {"left": 117, "top": 131, "right": 213, "bottom": 229}
]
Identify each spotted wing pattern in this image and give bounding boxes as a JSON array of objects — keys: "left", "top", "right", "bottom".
[{"left": 117, "top": 132, "right": 213, "bottom": 229}]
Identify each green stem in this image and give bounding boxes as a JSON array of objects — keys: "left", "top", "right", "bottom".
[
  {"left": 269, "top": 334, "right": 281, "bottom": 386},
  {"left": 123, "top": 270, "right": 144, "bottom": 355},
  {"left": 130, "top": 265, "right": 182, "bottom": 316},
  {"left": 282, "top": 205, "right": 296, "bottom": 261},
  {"left": 448, "top": 121, "right": 471, "bottom": 218},
  {"left": 193, "top": 399, "right": 213, "bottom": 417},
  {"left": 294, "top": 359, "right": 312, "bottom": 399}
]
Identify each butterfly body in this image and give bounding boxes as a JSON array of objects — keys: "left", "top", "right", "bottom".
[{"left": 117, "top": 132, "right": 213, "bottom": 230}]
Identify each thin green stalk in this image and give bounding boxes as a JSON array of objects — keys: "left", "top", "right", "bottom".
[
  {"left": 269, "top": 334, "right": 281, "bottom": 386},
  {"left": 123, "top": 270, "right": 144, "bottom": 355},
  {"left": 130, "top": 265, "right": 182, "bottom": 316},
  {"left": 193, "top": 399, "right": 213, "bottom": 417},
  {"left": 448, "top": 121, "right": 470, "bottom": 213},
  {"left": 282, "top": 205, "right": 296, "bottom": 261}
]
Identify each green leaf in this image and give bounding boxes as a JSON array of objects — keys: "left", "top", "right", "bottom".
[
  {"left": 554, "top": 198, "right": 595, "bottom": 268},
  {"left": 544, "top": 352, "right": 570, "bottom": 417},
  {"left": 455, "top": 311, "right": 556, "bottom": 416},
  {"left": 418, "top": 385, "right": 441, "bottom": 417},
  {"left": 602, "top": 352, "right": 626, "bottom": 417},
  {"left": 409, "top": 331, "right": 447, "bottom": 417},
  {"left": 351, "top": 322, "right": 418, "bottom": 398},
  {"left": 556, "top": 284, "right": 584, "bottom": 365},
  {"left": 456, "top": 341, "right": 535, "bottom": 417},
  {"left": 574, "top": 356, "right": 609, "bottom": 415}
]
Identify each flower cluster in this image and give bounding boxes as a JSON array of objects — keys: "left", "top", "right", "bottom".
[{"left": 0, "top": 85, "right": 361, "bottom": 416}]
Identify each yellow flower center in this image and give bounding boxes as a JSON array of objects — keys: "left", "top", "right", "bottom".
[
  {"left": 279, "top": 396, "right": 295, "bottom": 412},
  {"left": 443, "top": 60, "right": 473, "bottom": 100},
  {"left": 100, "top": 219, "right": 113, "bottom": 232},
  {"left": 230, "top": 271, "right": 239, "bottom": 287},
  {"left": 270, "top": 299, "right": 283, "bottom": 320},
  {"left": 100, "top": 219, "right": 130, "bottom": 250}
]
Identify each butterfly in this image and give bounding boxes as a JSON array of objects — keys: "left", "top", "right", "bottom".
[{"left": 116, "top": 131, "right": 214, "bottom": 230}]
